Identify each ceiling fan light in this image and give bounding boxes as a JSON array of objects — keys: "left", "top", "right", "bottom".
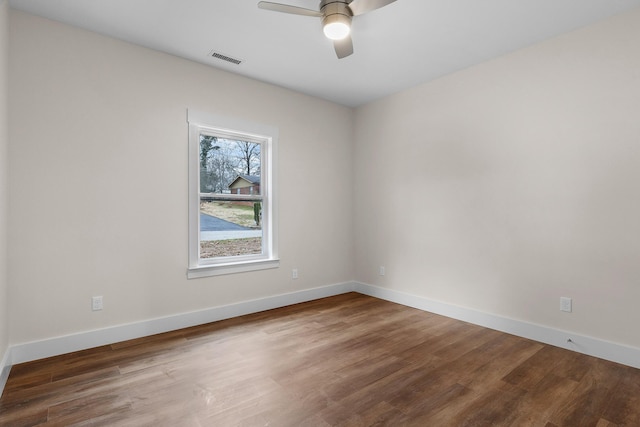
[{"left": 323, "top": 13, "right": 351, "bottom": 40}]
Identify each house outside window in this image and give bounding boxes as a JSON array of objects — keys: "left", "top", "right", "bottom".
[
  {"left": 229, "top": 175, "right": 260, "bottom": 196},
  {"left": 187, "top": 110, "right": 278, "bottom": 278}
]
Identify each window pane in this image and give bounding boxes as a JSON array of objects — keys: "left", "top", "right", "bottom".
[
  {"left": 199, "top": 135, "right": 263, "bottom": 259},
  {"left": 199, "top": 200, "right": 263, "bottom": 259},
  {"left": 200, "top": 136, "right": 261, "bottom": 196}
]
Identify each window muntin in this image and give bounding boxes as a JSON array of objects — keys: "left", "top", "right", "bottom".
[{"left": 188, "top": 110, "right": 278, "bottom": 278}]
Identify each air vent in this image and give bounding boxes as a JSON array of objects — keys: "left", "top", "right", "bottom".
[{"left": 209, "top": 51, "right": 243, "bottom": 65}]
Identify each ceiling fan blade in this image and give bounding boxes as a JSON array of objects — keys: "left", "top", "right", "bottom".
[
  {"left": 348, "top": 0, "right": 397, "bottom": 16},
  {"left": 334, "top": 36, "right": 354, "bottom": 59},
  {"left": 258, "top": 1, "right": 322, "bottom": 17}
]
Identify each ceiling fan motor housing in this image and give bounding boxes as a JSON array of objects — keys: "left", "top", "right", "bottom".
[{"left": 320, "top": 0, "right": 353, "bottom": 39}]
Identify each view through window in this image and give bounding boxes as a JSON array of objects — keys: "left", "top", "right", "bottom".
[{"left": 199, "top": 136, "right": 263, "bottom": 259}]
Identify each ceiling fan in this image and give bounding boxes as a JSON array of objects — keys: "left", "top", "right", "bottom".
[{"left": 258, "top": 0, "right": 397, "bottom": 59}]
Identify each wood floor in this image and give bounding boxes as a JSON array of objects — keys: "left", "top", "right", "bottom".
[{"left": 1, "top": 293, "right": 639, "bottom": 426}]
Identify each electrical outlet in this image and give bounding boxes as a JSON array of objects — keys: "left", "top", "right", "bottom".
[
  {"left": 560, "top": 297, "right": 572, "bottom": 313},
  {"left": 292, "top": 268, "right": 298, "bottom": 279},
  {"left": 92, "top": 296, "right": 103, "bottom": 311},
  {"left": 379, "top": 266, "right": 385, "bottom": 276}
]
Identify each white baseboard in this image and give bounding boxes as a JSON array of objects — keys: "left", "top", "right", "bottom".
[
  {"left": 8, "top": 281, "right": 357, "bottom": 366},
  {"left": 354, "top": 282, "right": 640, "bottom": 370},
  {"left": 0, "top": 347, "right": 11, "bottom": 397}
]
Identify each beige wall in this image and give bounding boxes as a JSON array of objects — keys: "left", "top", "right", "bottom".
[
  {"left": 8, "top": 10, "right": 354, "bottom": 344},
  {"left": 0, "top": 0, "right": 9, "bottom": 358},
  {"left": 354, "top": 8, "right": 640, "bottom": 348},
  {"left": 7, "top": 5, "right": 640, "bottom": 354}
]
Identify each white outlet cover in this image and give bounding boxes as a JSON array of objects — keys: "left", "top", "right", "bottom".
[{"left": 92, "top": 296, "right": 103, "bottom": 311}]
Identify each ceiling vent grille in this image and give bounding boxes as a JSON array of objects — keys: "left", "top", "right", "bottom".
[{"left": 210, "top": 51, "right": 243, "bottom": 65}]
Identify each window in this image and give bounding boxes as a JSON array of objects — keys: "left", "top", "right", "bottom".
[{"left": 187, "top": 110, "right": 278, "bottom": 278}]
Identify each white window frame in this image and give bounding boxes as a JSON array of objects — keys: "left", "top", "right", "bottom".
[{"left": 187, "top": 109, "right": 279, "bottom": 278}]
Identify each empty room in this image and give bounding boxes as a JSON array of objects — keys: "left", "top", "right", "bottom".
[{"left": 1, "top": 0, "right": 640, "bottom": 425}]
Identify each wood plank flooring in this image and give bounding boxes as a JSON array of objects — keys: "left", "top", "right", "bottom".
[{"left": 1, "top": 292, "right": 639, "bottom": 426}]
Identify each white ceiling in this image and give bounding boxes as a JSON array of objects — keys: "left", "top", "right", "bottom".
[{"left": 9, "top": 0, "right": 640, "bottom": 107}]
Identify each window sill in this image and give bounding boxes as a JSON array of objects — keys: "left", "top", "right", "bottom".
[{"left": 187, "top": 258, "right": 280, "bottom": 279}]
